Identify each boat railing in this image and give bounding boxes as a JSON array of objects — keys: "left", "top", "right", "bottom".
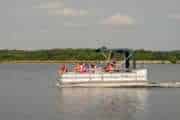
[
  {"left": 58, "top": 67, "right": 145, "bottom": 82},
  {"left": 59, "top": 63, "right": 140, "bottom": 74}
]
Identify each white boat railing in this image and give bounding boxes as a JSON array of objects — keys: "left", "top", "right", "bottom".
[{"left": 58, "top": 68, "right": 148, "bottom": 83}]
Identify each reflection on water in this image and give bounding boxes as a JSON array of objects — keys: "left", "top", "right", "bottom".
[
  {"left": 56, "top": 88, "right": 148, "bottom": 120},
  {"left": 0, "top": 64, "right": 180, "bottom": 120}
]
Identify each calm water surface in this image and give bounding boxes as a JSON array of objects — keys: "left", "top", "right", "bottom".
[{"left": 0, "top": 64, "right": 180, "bottom": 120}]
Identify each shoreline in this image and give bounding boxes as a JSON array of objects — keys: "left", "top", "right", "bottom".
[{"left": 0, "top": 60, "right": 179, "bottom": 64}]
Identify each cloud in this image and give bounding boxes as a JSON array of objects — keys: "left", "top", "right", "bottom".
[
  {"left": 48, "top": 8, "right": 88, "bottom": 16},
  {"left": 168, "top": 14, "right": 180, "bottom": 20},
  {"left": 38, "top": 1, "right": 88, "bottom": 17},
  {"left": 102, "top": 14, "right": 134, "bottom": 26},
  {"left": 39, "top": 1, "right": 64, "bottom": 9}
]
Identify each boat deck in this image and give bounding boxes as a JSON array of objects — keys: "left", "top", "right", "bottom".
[{"left": 56, "top": 81, "right": 180, "bottom": 88}]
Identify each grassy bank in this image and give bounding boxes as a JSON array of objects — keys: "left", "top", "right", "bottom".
[
  {"left": 0, "top": 60, "right": 179, "bottom": 64},
  {"left": 0, "top": 48, "right": 179, "bottom": 64}
]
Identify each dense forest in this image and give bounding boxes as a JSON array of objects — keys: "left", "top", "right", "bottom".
[{"left": 0, "top": 48, "right": 179, "bottom": 63}]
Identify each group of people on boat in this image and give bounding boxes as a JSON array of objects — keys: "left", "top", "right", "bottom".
[
  {"left": 58, "top": 61, "right": 118, "bottom": 75},
  {"left": 73, "top": 63, "right": 97, "bottom": 73}
]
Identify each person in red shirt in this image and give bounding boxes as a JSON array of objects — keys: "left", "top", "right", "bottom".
[
  {"left": 58, "top": 64, "right": 67, "bottom": 75},
  {"left": 74, "top": 63, "right": 81, "bottom": 72},
  {"left": 105, "top": 63, "right": 113, "bottom": 72}
]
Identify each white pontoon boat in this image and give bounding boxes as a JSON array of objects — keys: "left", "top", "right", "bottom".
[{"left": 57, "top": 47, "right": 148, "bottom": 87}]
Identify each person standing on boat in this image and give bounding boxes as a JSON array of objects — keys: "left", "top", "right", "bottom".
[
  {"left": 58, "top": 64, "right": 67, "bottom": 75},
  {"left": 105, "top": 63, "right": 113, "bottom": 72},
  {"left": 79, "top": 63, "right": 84, "bottom": 73},
  {"left": 83, "top": 63, "right": 89, "bottom": 72},
  {"left": 90, "top": 64, "right": 96, "bottom": 73},
  {"left": 74, "top": 63, "right": 81, "bottom": 72}
]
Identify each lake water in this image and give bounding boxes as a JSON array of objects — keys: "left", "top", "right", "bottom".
[{"left": 0, "top": 64, "right": 180, "bottom": 120}]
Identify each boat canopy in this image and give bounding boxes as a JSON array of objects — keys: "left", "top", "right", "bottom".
[{"left": 96, "top": 47, "right": 136, "bottom": 70}]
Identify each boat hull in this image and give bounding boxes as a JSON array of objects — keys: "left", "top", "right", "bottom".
[{"left": 57, "top": 69, "right": 148, "bottom": 87}]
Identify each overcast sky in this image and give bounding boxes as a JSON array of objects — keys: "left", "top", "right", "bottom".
[{"left": 1, "top": 0, "right": 180, "bottom": 50}]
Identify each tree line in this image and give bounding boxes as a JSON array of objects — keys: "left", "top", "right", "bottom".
[{"left": 0, "top": 48, "right": 179, "bottom": 63}]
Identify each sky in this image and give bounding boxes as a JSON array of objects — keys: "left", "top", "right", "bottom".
[{"left": 0, "top": 0, "right": 180, "bottom": 50}]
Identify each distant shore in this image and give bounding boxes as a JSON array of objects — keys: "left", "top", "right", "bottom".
[{"left": 0, "top": 60, "right": 179, "bottom": 64}]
